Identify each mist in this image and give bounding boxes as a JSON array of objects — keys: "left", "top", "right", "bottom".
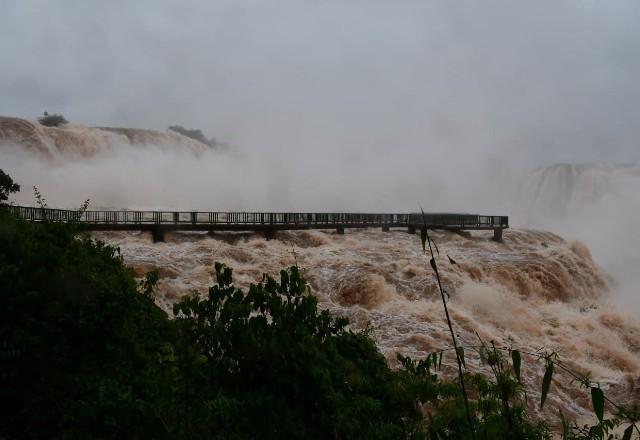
[
  {"left": 2, "top": 1, "right": 640, "bottom": 165},
  {"left": 1, "top": 1, "right": 640, "bottom": 306},
  {"left": 0, "top": 139, "right": 518, "bottom": 214}
]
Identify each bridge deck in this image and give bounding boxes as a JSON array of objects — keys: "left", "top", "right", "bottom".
[{"left": 4, "top": 206, "right": 508, "bottom": 241}]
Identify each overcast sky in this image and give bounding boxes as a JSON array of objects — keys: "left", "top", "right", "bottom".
[{"left": 1, "top": 0, "right": 639, "bottom": 167}]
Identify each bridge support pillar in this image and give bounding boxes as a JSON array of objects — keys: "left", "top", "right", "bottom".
[
  {"left": 264, "top": 230, "right": 276, "bottom": 241},
  {"left": 336, "top": 225, "right": 345, "bottom": 235},
  {"left": 407, "top": 225, "right": 416, "bottom": 234},
  {"left": 492, "top": 228, "right": 503, "bottom": 242},
  {"left": 382, "top": 225, "right": 390, "bottom": 232},
  {"left": 152, "top": 226, "right": 166, "bottom": 243}
]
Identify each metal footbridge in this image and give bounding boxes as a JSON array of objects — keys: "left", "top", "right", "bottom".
[{"left": 5, "top": 206, "right": 509, "bottom": 242}]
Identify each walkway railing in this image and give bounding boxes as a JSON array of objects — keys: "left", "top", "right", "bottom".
[{"left": 4, "top": 206, "right": 508, "bottom": 230}]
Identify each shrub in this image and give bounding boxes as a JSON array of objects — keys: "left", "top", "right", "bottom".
[
  {"left": 38, "top": 111, "right": 68, "bottom": 127},
  {"left": 173, "top": 263, "right": 419, "bottom": 438}
]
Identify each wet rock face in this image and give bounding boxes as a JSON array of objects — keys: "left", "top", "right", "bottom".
[{"left": 0, "top": 116, "right": 209, "bottom": 158}]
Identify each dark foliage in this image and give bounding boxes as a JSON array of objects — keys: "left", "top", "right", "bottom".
[
  {"left": 0, "top": 212, "right": 176, "bottom": 437},
  {"left": 1, "top": 199, "right": 626, "bottom": 438},
  {"left": 168, "top": 125, "right": 218, "bottom": 148},
  {"left": 38, "top": 112, "right": 68, "bottom": 127},
  {"left": 0, "top": 169, "right": 20, "bottom": 203},
  {"left": 172, "top": 262, "right": 419, "bottom": 438},
  {"left": 0, "top": 212, "right": 420, "bottom": 438}
]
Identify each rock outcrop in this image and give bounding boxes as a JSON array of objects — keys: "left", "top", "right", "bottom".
[{"left": 0, "top": 116, "right": 210, "bottom": 158}]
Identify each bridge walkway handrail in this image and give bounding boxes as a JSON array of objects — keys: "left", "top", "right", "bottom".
[{"left": 3, "top": 206, "right": 509, "bottom": 229}]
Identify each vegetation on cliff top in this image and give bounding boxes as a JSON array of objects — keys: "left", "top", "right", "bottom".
[
  {"left": 168, "top": 125, "right": 220, "bottom": 148},
  {"left": 38, "top": 111, "right": 68, "bottom": 127}
]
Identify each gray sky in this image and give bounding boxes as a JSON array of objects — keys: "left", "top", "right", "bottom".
[{"left": 2, "top": 0, "right": 639, "bottom": 166}]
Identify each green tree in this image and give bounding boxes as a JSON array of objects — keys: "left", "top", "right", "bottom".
[
  {"left": 0, "top": 212, "right": 180, "bottom": 437},
  {"left": 38, "top": 111, "right": 68, "bottom": 127},
  {"left": 0, "top": 169, "right": 20, "bottom": 204}
]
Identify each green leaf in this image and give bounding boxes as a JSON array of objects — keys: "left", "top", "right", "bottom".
[
  {"left": 559, "top": 410, "right": 569, "bottom": 439},
  {"left": 140, "top": 269, "right": 159, "bottom": 298},
  {"left": 430, "top": 258, "right": 437, "bottom": 272},
  {"left": 540, "top": 361, "right": 554, "bottom": 409},
  {"left": 479, "top": 346, "right": 487, "bottom": 365},
  {"left": 622, "top": 425, "right": 634, "bottom": 440},
  {"left": 456, "top": 346, "right": 466, "bottom": 369},
  {"left": 421, "top": 227, "right": 427, "bottom": 253},
  {"left": 591, "top": 387, "right": 605, "bottom": 422},
  {"left": 438, "top": 351, "right": 443, "bottom": 370},
  {"left": 215, "top": 262, "right": 233, "bottom": 286},
  {"left": 512, "top": 350, "right": 521, "bottom": 382}
]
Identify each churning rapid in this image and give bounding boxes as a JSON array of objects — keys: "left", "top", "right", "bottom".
[
  {"left": 516, "top": 162, "right": 640, "bottom": 311},
  {"left": 1, "top": 118, "right": 639, "bottom": 421},
  {"left": 92, "top": 227, "right": 640, "bottom": 420}
]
